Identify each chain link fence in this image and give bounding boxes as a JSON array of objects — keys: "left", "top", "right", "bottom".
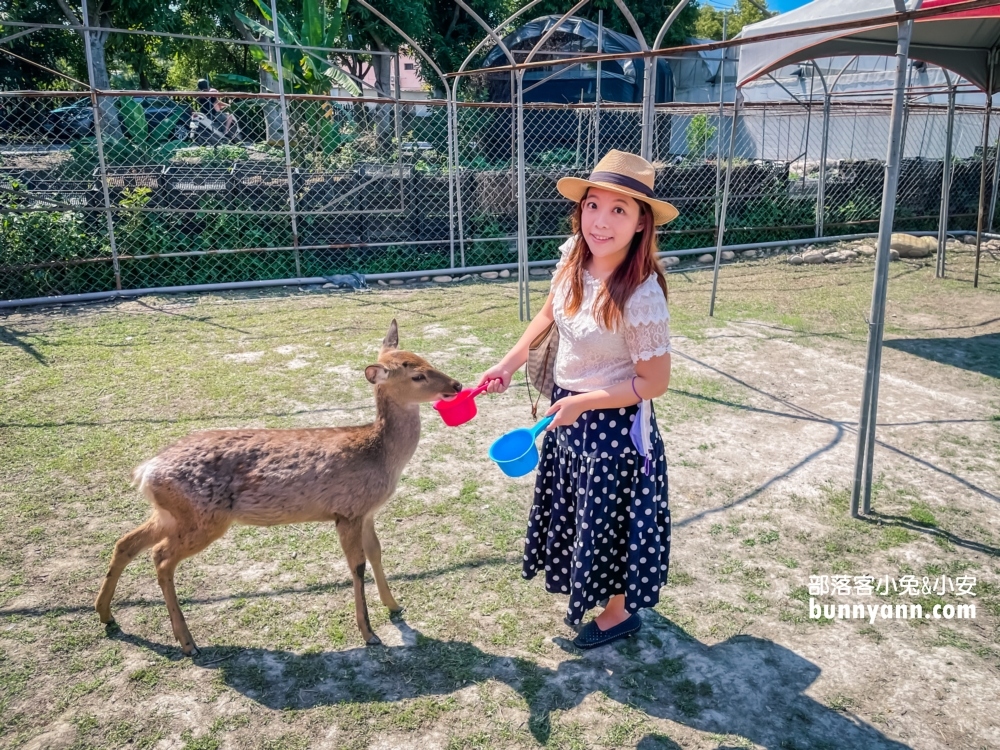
[{"left": 3, "top": 47, "right": 999, "bottom": 303}]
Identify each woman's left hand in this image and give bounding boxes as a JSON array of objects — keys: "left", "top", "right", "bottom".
[{"left": 544, "top": 394, "right": 588, "bottom": 430}]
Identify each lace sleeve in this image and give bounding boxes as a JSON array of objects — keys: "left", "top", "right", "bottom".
[
  {"left": 554, "top": 235, "right": 577, "bottom": 273},
  {"left": 624, "top": 278, "right": 672, "bottom": 362}
]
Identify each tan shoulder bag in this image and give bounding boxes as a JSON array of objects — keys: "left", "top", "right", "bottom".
[{"left": 525, "top": 321, "right": 559, "bottom": 419}]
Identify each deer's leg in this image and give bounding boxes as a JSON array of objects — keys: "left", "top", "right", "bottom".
[
  {"left": 336, "top": 517, "right": 380, "bottom": 646},
  {"left": 362, "top": 514, "right": 401, "bottom": 614},
  {"left": 96, "top": 517, "right": 165, "bottom": 625},
  {"left": 151, "top": 518, "right": 230, "bottom": 657}
]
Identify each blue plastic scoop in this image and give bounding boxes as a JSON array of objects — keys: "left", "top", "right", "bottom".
[{"left": 489, "top": 414, "right": 555, "bottom": 477}]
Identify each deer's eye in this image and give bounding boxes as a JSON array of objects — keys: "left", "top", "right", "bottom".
[{"left": 411, "top": 374, "right": 427, "bottom": 382}]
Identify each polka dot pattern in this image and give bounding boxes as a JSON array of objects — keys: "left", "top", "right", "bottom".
[{"left": 522, "top": 385, "right": 671, "bottom": 627}]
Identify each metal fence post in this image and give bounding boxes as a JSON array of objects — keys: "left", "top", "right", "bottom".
[
  {"left": 817, "top": 92, "right": 831, "bottom": 238},
  {"left": 937, "top": 84, "right": 957, "bottom": 277},
  {"left": 851, "top": 12, "right": 914, "bottom": 518},
  {"left": 594, "top": 11, "right": 603, "bottom": 164},
  {"left": 988, "top": 103, "right": 1000, "bottom": 234},
  {"left": 516, "top": 69, "right": 530, "bottom": 321},
  {"left": 80, "top": 1, "right": 122, "bottom": 291},
  {"left": 709, "top": 96, "right": 739, "bottom": 317},
  {"left": 269, "top": 0, "right": 302, "bottom": 277},
  {"left": 974, "top": 56, "right": 995, "bottom": 289}
]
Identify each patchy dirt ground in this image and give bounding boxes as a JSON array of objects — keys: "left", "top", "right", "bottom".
[{"left": 1, "top": 250, "right": 998, "bottom": 750}]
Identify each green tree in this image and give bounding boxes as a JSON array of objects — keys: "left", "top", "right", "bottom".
[
  {"left": 230, "top": 0, "right": 359, "bottom": 94},
  {"left": 695, "top": 0, "right": 772, "bottom": 41}
]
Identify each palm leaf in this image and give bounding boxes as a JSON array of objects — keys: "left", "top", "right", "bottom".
[
  {"left": 149, "top": 106, "right": 186, "bottom": 143},
  {"left": 118, "top": 97, "right": 147, "bottom": 141},
  {"left": 324, "top": 0, "right": 349, "bottom": 49},
  {"left": 212, "top": 73, "right": 260, "bottom": 87},
  {"left": 235, "top": 10, "right": 274, "bottom": 40},
  {"left": 302, "top": 0, "right": 324, "bottom": 48},
  {"left": 323, "top": 65, "right": 361, "bottom": 96}
]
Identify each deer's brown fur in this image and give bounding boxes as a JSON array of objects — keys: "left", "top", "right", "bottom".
[{"left": 95, "top": 320, "right": 461, "bottom": 655}]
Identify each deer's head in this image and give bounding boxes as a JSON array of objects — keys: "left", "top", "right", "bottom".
[{"left": 364, "top": 320, "right": 462, "bottom": 403}]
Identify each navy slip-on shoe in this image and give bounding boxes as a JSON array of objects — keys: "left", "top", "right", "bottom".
[{"left": 572, "top": 613, "right": 642, "bottom": 650}]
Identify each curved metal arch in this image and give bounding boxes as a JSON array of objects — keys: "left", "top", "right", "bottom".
[
  {"left": 654, "top": 0, "right": 692, "bottom": 51},
  {"left": 352, "top": 0, "right": 451, "bottom": 97},
  {"left": 643, "top": 0, "right": 695, "bottom": 158},
  {"left": 351, "top": 0, "right": 456, "bottom": 266},
  {"left": 454, "top": 0, "right": 520, "bottom": 71},
  {"left": 610, "top": 0, "right": 648, "bottom": 51},
  {"left": 524, "top": 0, "right": 591, "bottom": 67},
  {"left": 831, "top": 55, "right": 861, "bottom": 91}
]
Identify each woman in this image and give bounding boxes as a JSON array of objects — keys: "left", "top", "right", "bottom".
[{"left": 481, "top": 150, "right": 677, "bottom": 649}]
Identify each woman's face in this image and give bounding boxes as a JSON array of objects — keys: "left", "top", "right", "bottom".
[{"left": 580, "top": 187, "right": 643, "bottom": 261}]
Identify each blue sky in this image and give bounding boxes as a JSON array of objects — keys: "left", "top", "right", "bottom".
[{"left": 769, "top": 0, "right": 811, "bottom": 11}]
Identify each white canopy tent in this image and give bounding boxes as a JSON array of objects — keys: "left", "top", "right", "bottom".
[{"left": 712, "top": 0, "right": 1000, "bottom": 515}]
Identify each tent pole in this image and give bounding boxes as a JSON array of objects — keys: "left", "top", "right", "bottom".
[
  {"left": 850, "top": 10, "right": 913, "bottom": 518},
  {"left": 709, "top": 92, "right": 740, "bottom": 317},
  {"left": 989, "top": 93, "right": 1000, "bottom": 233},
  {"left": 975, "top": 54, "right": 994, "bottom": 289},
  {"left": 937, "top": 84, "right": 956, "bottom": 278},
  {"left": 516, "top": 69, "right": 529, "bottom": 321},
  {"left": 817, "top": 92, "right": 831, "bottom": 238},
  {"left": 595, "top": 10, "right": 603, "bottom": 163},
  {"left": 714, "top": 14, "right": 728, "bottom": 227}
]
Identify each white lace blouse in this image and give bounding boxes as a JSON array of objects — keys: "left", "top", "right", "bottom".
[{"left": 551, "top": 240, "right": 672, "bottom": 393}]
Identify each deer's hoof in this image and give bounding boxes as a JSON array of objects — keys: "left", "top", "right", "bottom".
[
  {"left": 103, "top": 619, "right": 120, "bottom": 635},
  {"left": 182, "top": 645, "right": 201, "bottom": 658},
  {"left": 365, "top": 634, "right": 383, "bottom": 647},
  {"left": 389, "top": 606, "right": 405, "bottom": 620}
]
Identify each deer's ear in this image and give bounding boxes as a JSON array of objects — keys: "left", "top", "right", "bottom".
[
  {"left": 381, "top": 319, "right": 399, "bottom": 352},
  {"left": 365, "top": 364, "right": 388, "bottom": 385}
]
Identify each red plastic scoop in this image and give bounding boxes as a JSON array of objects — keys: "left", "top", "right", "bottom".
[{"left": 433, "top": 382, "right": 491, "bottom": 426}]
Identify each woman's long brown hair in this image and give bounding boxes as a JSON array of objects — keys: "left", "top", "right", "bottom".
[{"left": 554, "top": 191, "right": 668, "bottom": 331}]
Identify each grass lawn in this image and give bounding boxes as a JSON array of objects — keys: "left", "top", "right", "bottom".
[{"left": 1, "top": 243, "right": 998, "bottom": 750}]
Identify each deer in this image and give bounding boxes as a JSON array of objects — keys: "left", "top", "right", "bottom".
[{"left": 95, "top": 320, "right": 462, "bottom": 656}]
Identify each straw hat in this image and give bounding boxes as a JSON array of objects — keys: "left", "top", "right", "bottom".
[{"left": 556, "top": 150, "right": 678, "bottom": 226}]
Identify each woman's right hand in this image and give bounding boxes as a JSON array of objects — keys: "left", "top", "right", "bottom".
[{"left": 479, "top": 364, "right": 513, "bottom": 394}]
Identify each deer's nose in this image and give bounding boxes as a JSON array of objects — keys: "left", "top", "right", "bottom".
[{"left": 451, "top": 380, "right": 462, "bottom": 393}]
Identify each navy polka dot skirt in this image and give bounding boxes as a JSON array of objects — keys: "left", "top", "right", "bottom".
[{"left": 522, "top": 384, "right": 670, "bottom": 628}]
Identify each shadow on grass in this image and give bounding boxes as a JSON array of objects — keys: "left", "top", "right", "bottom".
[
  {"left": 884, "top": 333, "right": 1000, "bottom": 380},
  {"left": 0, "top": 555, "right": 514, "bottom": 619},
  {"left": 0, "top": 324, "right": 47, "bottom": 365},
  {"left": 110, "top": 612, "right": 910, "bottom": 750},
  {"left": 861, "top": 512, "right": 1000, "bottom": 557}
]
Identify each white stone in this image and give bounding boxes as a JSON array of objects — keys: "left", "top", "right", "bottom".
[
  {"left": 419, "top": 276, "right": 430, "bottom": 282},
  {"left": 697, "top": 253, "right": 715, "bottom": 264},
  {"left": 389, "top": 279, "right": 404, "bottom": 285},
  {"left": 377, "top": 279, "right": 389, "bottom": 286},
  {"left": 432, "top": 275, "right": 453, "bottom": 283},
  {"left": 825, "top": 251, "right": 845, "bottom": 263},
  {"left": 481, "top": 271, "right": 499, "bottom": 279},
  {"left": 802, "top": 251, "right": 826, "bottom": 264},
  {"left": 741, "top": 250, "right": 757, "bottom": 259},
  {"left": 840, "top": 250, "right": 858, "bottom": 260},
  {"left": 459, "top": 274, "right": 472, "bottom": 281},
  {"left": 499, "top": 269, "right": 511, "bottom": 278},
  {"left": 529, "top": 268, "right": 549, "bottom": 276},
  {"left": 322, "top": 282, "right": 335, "bottom": 288},
  {"left": 788, "top": 255, "right": 804, "bottom": 265},
  {"left": 662, "top": 256, "right": 680, "bottom": 267},
  {"left": 856, "top": 244, "right": 876, "bottom": 256},
  {"left": 721, "top": 250, "right": 735, "bottom": 261}
]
